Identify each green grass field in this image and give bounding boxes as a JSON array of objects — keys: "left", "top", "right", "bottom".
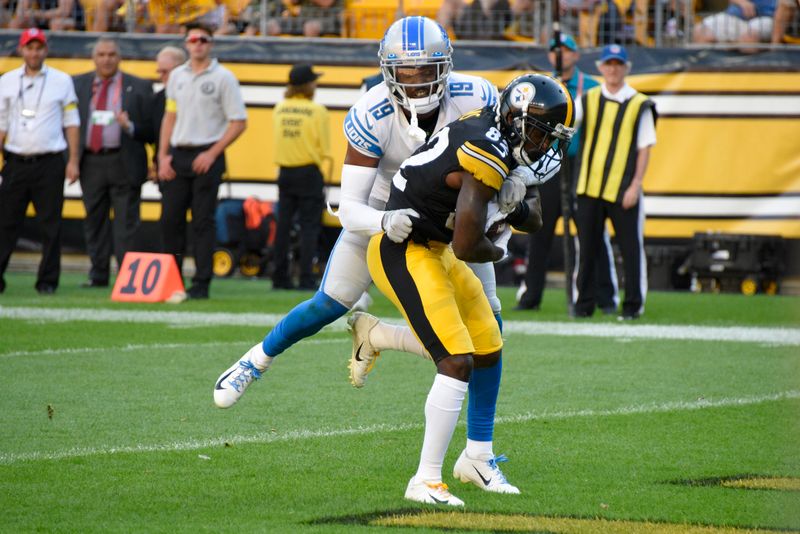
[{"left": 1, "top": 271, "right": 799, "bottom": 533}]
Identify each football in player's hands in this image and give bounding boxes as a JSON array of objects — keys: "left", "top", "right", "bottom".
[{"left": 485, "top": 219, "right": 509, "bottom": 241}]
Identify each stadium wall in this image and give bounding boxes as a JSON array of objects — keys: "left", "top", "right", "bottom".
[{"left": 1, "top": 32, "right": 798, "bottom": 276}]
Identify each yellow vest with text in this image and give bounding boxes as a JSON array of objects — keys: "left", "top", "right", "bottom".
[
  {"left": 273, "top": 95, "right": 330, "bottom": 168},
  {"left": 576, "top": 86, "right": 654, "bottom": 203}
]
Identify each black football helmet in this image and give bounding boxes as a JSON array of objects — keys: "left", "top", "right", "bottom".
[{"left": 497, "top": 73, "right": 575, "bottom": 175}]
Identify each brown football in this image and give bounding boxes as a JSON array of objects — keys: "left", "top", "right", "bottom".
[{"left": 486, "top": 220, "right": 508, "bottom": 239}]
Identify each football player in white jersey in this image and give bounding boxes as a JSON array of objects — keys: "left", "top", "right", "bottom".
[{"left": 212, "top": 16, "right": 552, "bottom": 497}]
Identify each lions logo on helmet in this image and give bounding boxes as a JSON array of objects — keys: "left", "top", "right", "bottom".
[
  {"left": 378, "top": 16, "right": 453, "bottom": 115},
  {"left": 497, "top": 73, "right": 575, "bottom": 176}
]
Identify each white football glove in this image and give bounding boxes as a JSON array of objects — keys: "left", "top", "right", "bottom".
[
  {"left": 498, "top": 173, "right": 527, "bottom": 214},
  {"left": 381, "top": 208, "right": 419, "bottom": 243},
  {"left": 484, "top": 201, "right": 505, "bottom": 232},
  {"left": 491, "top": 225, "right": 512, "bottom": 261}
]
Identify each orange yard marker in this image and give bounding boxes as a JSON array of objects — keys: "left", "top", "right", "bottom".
[{"left": 111, "top": 253, "right": 185, "bottom": 303}]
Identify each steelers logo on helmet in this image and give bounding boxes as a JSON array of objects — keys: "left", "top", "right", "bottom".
[
  {"left": 510, "top": 82, "right": 536, "bottom": 110},
  {"left": 497, "top": 73, "right": 576, "bottom": 179}
]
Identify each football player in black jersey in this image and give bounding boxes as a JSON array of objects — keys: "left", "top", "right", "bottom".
[{"left": 365, "top": 73, "right": 574, "bottom": 506}]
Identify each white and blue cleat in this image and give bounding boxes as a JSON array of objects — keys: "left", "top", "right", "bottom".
[
  {"left": 213, "top": 344, "right": 271, "bottom": 408},
  {"left": 453, "top": 450, "right": 520, "bottom": 494}
]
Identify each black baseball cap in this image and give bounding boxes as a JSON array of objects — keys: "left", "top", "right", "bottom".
[{"left": 289, "top": 64, "right": 321, "bottom": 86}]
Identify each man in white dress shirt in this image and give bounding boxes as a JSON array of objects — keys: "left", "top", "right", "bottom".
[{"left": 0, "top": 28, "right": 80, "bottom": 295}]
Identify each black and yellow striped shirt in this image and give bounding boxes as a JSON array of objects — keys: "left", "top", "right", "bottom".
[{"left": 576, "top": 86, "right": 655, "bottom": 203}]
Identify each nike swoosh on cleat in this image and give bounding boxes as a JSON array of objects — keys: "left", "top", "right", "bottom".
[
  {"left": 354, "top": 342, "right": 364, "bottom": 362},
  {"left": 214, "top": 369, "right": 235, "bottom": 390},
  {"left": 473, "top": 466, "right": 492, "bottom": 486},
  {"left": 428, "top": 493, "right": 448, "bottom": 504}
]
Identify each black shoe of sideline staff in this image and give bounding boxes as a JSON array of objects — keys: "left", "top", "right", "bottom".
[
  {"left": 81, "top": 279, "right": 109, "bottom": 288},
  {"left": 36, "top": 283, "right": 56, "bottom": 295},
  {"left": 187, "top": 285, "right": 209, "bottom": 299}
]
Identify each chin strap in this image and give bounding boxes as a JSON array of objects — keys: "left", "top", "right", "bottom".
[{"left": 406, "top": 102, "right": 427, "bottom": 143}]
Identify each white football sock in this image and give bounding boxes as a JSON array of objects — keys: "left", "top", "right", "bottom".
[
  {"left": 369, "top": 321, "right": 431, "bottom": 360},
  {"left": 246, "top": 343, "right": 273, "bottom": 372},
  {"left": 466, "top": 439, "right": 494, "bottom": 461},
  {"left": 414, "top": 373, "right": 468, "bottom": 483}
]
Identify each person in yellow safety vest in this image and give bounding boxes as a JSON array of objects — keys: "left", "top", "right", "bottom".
[{"left": 572, "top": 44, "right": 657, "bottom": 321}]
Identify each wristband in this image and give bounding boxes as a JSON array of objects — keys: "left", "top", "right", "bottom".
[{"left": 504, "top": 200, "right": 530, "bottom": 227}]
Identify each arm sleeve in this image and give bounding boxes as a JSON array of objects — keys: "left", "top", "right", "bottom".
[
  {"left": 456, "top": 139, "right": 509, "bottom": 191},
  {"left": 221, "top": 71, "right": 247, "bottom": 121},
  {"left": 573, "top": 95, "right": 584, "bottom": 130},
  {"left": 636, "top": 105, "right": 656, "bottom": 149},
  {"left": 0, "top": 79, "right": 10, "bottom": 132},
  {"left": 165, "top": 74, "right": 177, "bottom": 113},
  {"left": 62, "top": 76, "right": 80, "bottom": 128},
  {"left": 482, "top": 78, "right": 499, "bottom": 107},
  {"left": 337, "top": 163, "right": 387, "bottom": 236},
  {"left": 342, "top": 105, "right": 384, "bottom": 159}
]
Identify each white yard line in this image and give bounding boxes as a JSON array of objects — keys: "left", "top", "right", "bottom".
[
  {"left": 2, "top": 306, "right": 799, "bottom": 346},
  {"left": 0, "top": 338, "right": 345, "bottom": 359},
  {"left": 1, "top": 390, "right": 797, "bottom": 465}
]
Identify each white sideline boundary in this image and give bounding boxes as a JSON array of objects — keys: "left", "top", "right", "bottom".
[
  {"left": 2, "top": 306, "right": 799, "bottom": 346},
  {"left": 0, "top": 338, "right": 346, "bottom": 359},
  {"left": 1, "top": 390, "right": 798, "bottom": 465}
]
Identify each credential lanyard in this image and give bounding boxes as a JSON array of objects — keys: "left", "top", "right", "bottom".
[{"left": 18, "top": 69, "right": 47, "bottom": 116}]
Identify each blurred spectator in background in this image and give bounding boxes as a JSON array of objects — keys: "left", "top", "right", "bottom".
[
  {"left": 270, "top": 64, "right": 329, "bottom": 290},
  {"left": 1, "top": 0, "right": 19, "bottom": 27},
  {"left": 598, "top": 0, "right": 634, "bottom": 44},
  {"left": 771, "top": 0, "right": 799, "bottom": 42},
  {"left": 73, "top": 38, "right": 154, "bottom": 288},
  {"left": 85, "top": 0, "right": 152, "bottom": 32},
  {"left": 266, "top": 0, "right": 342, "bottom": 37},
  {"left": 9, "top": 0, "right": 80, "bottom": 30},
  {"left": 505, "top": 0, "right": 538, "bottom": 40},
  {"left": 157, "top": 23, "right": 247, "bottom": 299},
  {"left": 0, "top": 29, "right": 80, "bottom": 295},
  {"left": 439, "top": 0, "right": 513, "bottom": 40},
  {"left": 694, "top": 0, "right": 776, "bottom": 44},
  {"left": 516, "top": 34, "right": 619, "bottom": 313},
  {"left": 148, "top": 0, "right": 224, "bottom": 33},
  {"left": 86, "top": 0, "right": 124, "bottom": 32},
  {"left": 152, "top": 45, "right": 186, "bottom": 179}
]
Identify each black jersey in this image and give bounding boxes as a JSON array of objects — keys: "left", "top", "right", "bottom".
[{"left": 387, "top": 107, "right": 515, "bottom": 244}]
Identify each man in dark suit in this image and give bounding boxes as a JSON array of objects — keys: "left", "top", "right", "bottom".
[{"left": 73, "top": 37, "right": 154, "bottom": 287}]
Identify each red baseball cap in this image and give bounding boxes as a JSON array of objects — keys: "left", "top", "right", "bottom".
[{"left": 19, "top": 28, "right": 47, "bottom": 47}]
